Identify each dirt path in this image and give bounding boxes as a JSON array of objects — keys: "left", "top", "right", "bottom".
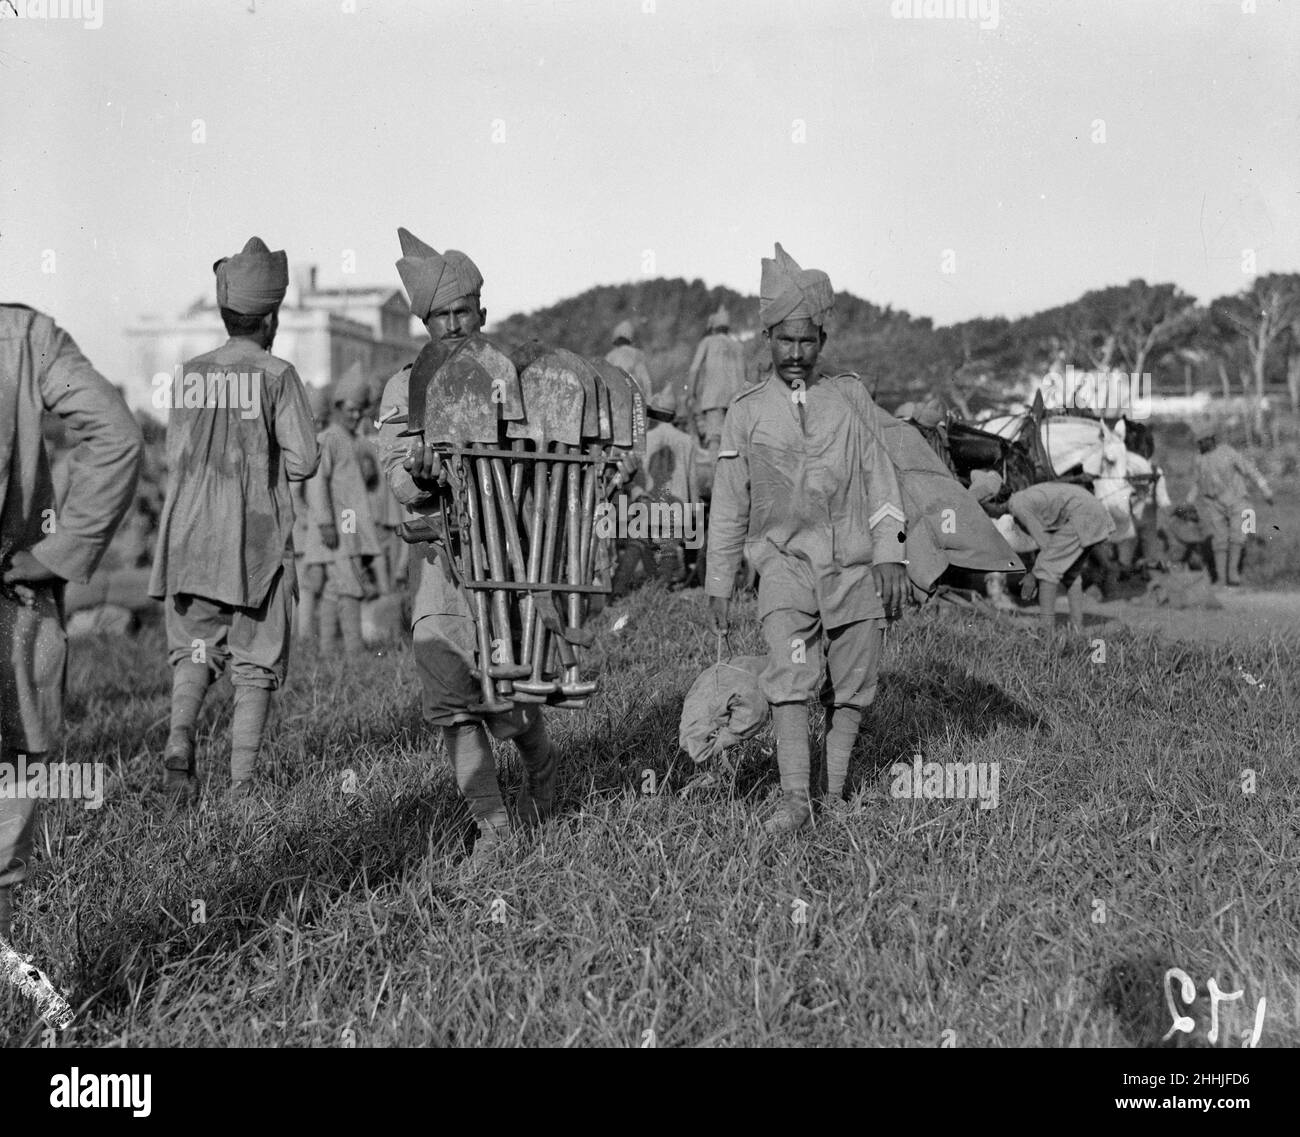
[{"left": 1090, "top": 588, "right": 1300, "bottom": 647}]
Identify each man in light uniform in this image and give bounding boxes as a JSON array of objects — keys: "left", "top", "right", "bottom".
[
  {"left": 613, "top": 386, "right": 705, "bottom": 594},
  {"left": 150, "top": 237, "right": 320, "bottom": 801},
  {"left": 1, "top": 305, "right": 142, "bottom": 941},
  {"left": 605, "top": 320, "right": 652, "bottom": 396},
  {"left": 687, "top": 305, "right": 746, "bottom": 457},
  {"left": 706, "top": 244, "right": 907, "bottom": 834},
  {"left": 377, "top": 228, "right": 558, "bottom": 864},
  {"left": 300, "top": 364, "right": 381, "bottom": 653},
  {"left": 361, "top": 370, "right": 409, "bottom": 595},
  {"left": 989, "top": 476, "right": 1115, "bottom": 638},
  {"left": 1186, "top": 422, "right": 1273, "bottom": 587}
]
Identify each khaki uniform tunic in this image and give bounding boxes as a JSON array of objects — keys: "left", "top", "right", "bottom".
[{"left": 2, "top": 306, "right": 142, "bottom": 889}]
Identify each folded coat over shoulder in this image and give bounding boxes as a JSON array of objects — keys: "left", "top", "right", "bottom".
[{"left": 873, "top": 410, "right": 1025, "bottom": 591}]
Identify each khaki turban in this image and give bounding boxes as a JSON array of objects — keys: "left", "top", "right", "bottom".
[
  {"left": 213, "top": 236, "right": 288, "bottom": 316},
  {"left": 334, "top": 361, "right": 369, "bottom": 405},
  {"left": 759, "top": 242, "right": 834, "bottom": 329},
  {"left": 612, "top": 319, "right": 636, "bottom": 343},
  {"left": 395, "top": 226, "right": 484, "bottom": 320},
  {"left": 648, "top": 385, "right": 677, "bottom": 420}
]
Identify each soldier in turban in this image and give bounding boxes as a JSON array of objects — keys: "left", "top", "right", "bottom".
[
  {"left": 299, "top": 363, "right": 382, "bottom": 653},
  {"left": 706, "top": 245, "right": 907, "bottom": 834},
  {"left": 378, "top": 228, "right": 559, "bottom": 868},
  {"left": 687, "top": 304, "right": 747, "bottom": 457},
  {"left": 613, "top": 386, "right": 707, "bottom": 595},
  {"left": 1185, "top": 421, "right": 1274, "bottom": 587},
  {"left": 149, "top": 237, "right": 320, "bottom": 803},
  {"left": 605, "top": 320, "right": 652, "bottom": 398},
  {"left": 991, "top": 481, "right": 1116, "bottom": 638}
]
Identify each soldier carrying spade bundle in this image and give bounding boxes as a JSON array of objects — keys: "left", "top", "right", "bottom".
[{"left": 377, "top": 228, "right": 559, "bottom": 867}]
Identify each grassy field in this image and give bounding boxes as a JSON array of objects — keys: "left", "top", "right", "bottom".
[{"left": 2, "top": 586, "right": 1297, "bottom": 1048}]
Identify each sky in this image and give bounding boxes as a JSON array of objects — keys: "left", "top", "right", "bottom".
[{"left": 2, "top": 0, "right": 1298, "bottom": 390}]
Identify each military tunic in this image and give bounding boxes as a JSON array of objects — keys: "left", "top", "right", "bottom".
[
  {"left": 1008, "top": 482, "right": 1115, "bottom": 583},
  {"left": 705, "top": 369, "right": 905, "bottom": 708},
  {"left": 604, "top": 344, "right": 651, "bottom": 396},
  {"left": 1188, "top": 444, "right": 1272, "bottom": 552},
  {"left": 149, "top": 337, "right": 319, "bottom": 685},
  {"left": 688, "top": 330, "right": 747, "bottom": 444},
  {"left": 1, "top": 306, "right": 142, "bottom": 890},
  {"left": 302, "top": 423, "right": 381, "bottom": 599}
]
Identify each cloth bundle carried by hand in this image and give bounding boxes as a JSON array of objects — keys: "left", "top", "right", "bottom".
[{"left": 678, "top": 655, "right": 770, "bottom": 764}]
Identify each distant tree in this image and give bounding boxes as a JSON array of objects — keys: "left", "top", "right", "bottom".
[
  {"left": 1211, "top": 273, "right": 1300, "bottom": 439},
  {"left": 1080, "top": 280, "right": 1199, "bottom": 377}
]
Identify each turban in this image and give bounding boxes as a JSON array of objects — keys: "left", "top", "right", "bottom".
[
  {"left": 213, "top": 236, "right": 288, "bottom": 316},
  {"left": 913, "top": 401, "right": 945, "bottom": 429},
  {"left": 708, "top": 305, "right": 730, "bottom": 331},
  {"left": 648, "top": 385, "right": 677, "bottom": 420},
  {"left": 334, "top": 360, "right": 369, "bottom": 406},
  {"left": 307, "top": 384, "right": 333, "bottom": 419},
  {"left": 1192, "top": 421, "right": 1217, "bottom": 442},
  {"left": 612, "top": 319, "right": 636, "bottom": 343},
  {"left": 395, "top": 226, "right": 484, "bottom": 320},
  {"left": 894, "top": 401, "right": 917, "bottom": 421},
  {"left": 969, "top": 470, "right": 1003, "bottom": 503},
  {"left": 759, "top": 242, "right": 834, "bottom": 329}
]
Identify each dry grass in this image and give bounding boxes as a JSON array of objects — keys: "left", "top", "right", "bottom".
[{"left": 2, "top": 587, "right": 1297, "bottom": 1047}]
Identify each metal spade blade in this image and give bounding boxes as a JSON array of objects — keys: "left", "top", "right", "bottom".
[{"left": 423, "top": 333, "right": 522, "bottom": 446}]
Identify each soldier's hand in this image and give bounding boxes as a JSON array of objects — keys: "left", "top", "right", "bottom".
[
  {"left": 873, "top": 562, "right": 907, "bottom": 620},
  {"left": 403, "top": 442, "right": 445, "bottom": 486},
  {"left": 320, "top": 522, "right": 340, "bottom": 551},
  {"left": 1019, "top": 573, "right": 1038, "bottom": 602},
  {"left": 2, "top": 551, "right": 61, "bottom": 585},
  {"left": 709, "top": 595, "right": 730, "bottom": 633}
]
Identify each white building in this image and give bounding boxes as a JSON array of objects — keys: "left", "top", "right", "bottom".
[{"left": 124, "top": 265, "right": 424, "bottom": 413}]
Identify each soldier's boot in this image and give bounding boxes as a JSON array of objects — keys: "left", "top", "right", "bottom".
[
  {"left": 1037, "top": 580, "right": 1060, "bottom": 640},
  {"left": 338, "top": 596, "right": 365, "bottom": 654},
  {"left": 1213, "top": 548, "right": 1229, "bottom": 587},
  {"left": 164, "top": 660, "right": 210, "bottom": 798},
  {"left": 229, "top": 684, "right": 272, "bottom": 797},
  {"left": 764, "top": 704, "right": 812, "bottom": 835},
  {"left": 443, "top": 723, "right": 510, "bottom": 864},
  {"left": 1227, "top": 543, "right": 1246, "bottom": 586},
  {"left": 822, "top": 705, "right": 862, "bottom": 815},
  {"left": 297, "top": 588, "right": 320, "bottom": 642},
  {"left": 513, "top": 715, "right": 557, "bottom": 827},
  {"left": 1066, "top": 576, "right": 1086, "bottom": 635},
  {"left": 318, "top": 597, "right": 341, "bottom": 652}
]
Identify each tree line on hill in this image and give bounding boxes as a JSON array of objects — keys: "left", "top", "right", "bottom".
[{"left": 493, "top": 273, "right": 1300, "bottom": 432}]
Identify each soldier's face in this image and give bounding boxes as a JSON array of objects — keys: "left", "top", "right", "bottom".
[
  {"left": 1197, "top": 437, "right": 1216, "bottom": 454},
  {"left": 424, "top": 294, "right": 485, "bottom": 344},
  {"left": 766, "top": 318, "right": 825, "bottom": 387},
  {"left": 340, "top": 399, "right": 367, "bottom": 433}
]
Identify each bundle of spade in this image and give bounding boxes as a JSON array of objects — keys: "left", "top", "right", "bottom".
[{"left": 392, "top": 334, "right": 646, "bottom": 712}]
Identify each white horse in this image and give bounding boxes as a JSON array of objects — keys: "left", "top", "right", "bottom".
[{"left": 980, "top": 414, "right": 1169, "bottom": 545}]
